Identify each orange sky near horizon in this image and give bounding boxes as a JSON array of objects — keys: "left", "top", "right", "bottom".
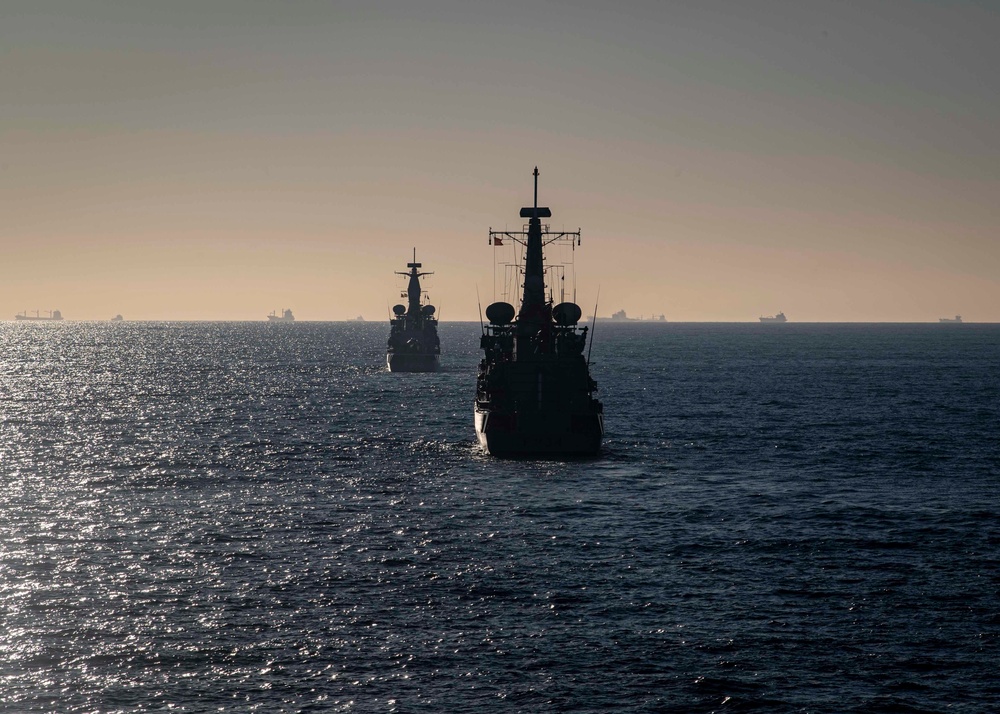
[{"left": 2, "top": 1, "right": 998, "bottom": 322}]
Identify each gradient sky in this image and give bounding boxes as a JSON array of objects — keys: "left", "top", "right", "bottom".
[{"left": 3, "top": 0, "right": 998, "bottom": 321}]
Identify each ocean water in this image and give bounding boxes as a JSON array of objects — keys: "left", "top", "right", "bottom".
[{"left": 1, "top": 321, "right": 998, "bottom": 713}]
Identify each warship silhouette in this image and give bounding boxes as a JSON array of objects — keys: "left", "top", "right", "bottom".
[
  {"left": 475, "top": 168, "right": 604, "bottom": 456},
  {"left": 386, "top": 250, "right": 440, "bottom": 372}
]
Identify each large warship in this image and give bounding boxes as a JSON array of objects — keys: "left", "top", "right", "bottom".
[
  {"left": 386, "top": 250, "right": 440, "bottom": 372},
  {"left": 475, "top": 168, "right": 604, "bottom": 456}
]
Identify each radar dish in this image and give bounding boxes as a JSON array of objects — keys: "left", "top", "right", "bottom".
[
  {"left": 553, "top": 302, "right": 582, "bottom": 326},
  {"left": 422, "top": 305, "right": 436, "bottom": 316},
  {"left": 485, "top": 302, "right": 516, "bottom": 325},
  {"left": 392, "top": 304, "right": 406, "bottom": 316}
]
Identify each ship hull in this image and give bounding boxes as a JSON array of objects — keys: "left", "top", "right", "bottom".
[
  {"left": 475, "top": 406, "right": 603, "bottom": 457},
  {"left": 387, "top": 353, "right": 439, "bottom": 373}
]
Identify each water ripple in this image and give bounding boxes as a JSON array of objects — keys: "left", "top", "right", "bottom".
[{"left": 1, "top": 322, "right": 998, "bottom": 712}]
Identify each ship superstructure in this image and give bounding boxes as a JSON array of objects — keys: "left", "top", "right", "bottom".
[
  {"left": 386, "top": 250, "right": 440, "bottom": 372},
  {"left": 475, "top": 168, "right": 603, "bottom": 456}
]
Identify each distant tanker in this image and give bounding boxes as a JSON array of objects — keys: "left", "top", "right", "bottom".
[{"left": 15, "top": 309, "right": 63, "bottom": 321}]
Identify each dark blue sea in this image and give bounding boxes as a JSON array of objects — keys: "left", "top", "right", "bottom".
[{"left": 2, "top": 321, "right": 998, "bottom": 713}]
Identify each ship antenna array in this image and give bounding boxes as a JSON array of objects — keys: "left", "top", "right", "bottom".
[
  {"left": 476, "top": 285, "right": 485, "bottom": 335},
  {"left": 587, "top": 286, "right": 600, "bottom": 367},
  {"left": 489, "top": 226, "right": 580, "bottom": 304},
  {"left": 488, "top": 168, "right": 582, "bottom": 304},
  {"left": 534, "top": 165, "right": 539, "bottom": 210}
]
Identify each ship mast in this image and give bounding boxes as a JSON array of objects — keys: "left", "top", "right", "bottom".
[
  {"left": 397, "top": 247, "right": 432, "bottom": 317},
  {"left": 488, "top": 167, "right": 579, "bottom": 347},
  {"left": 520, "top": 167, "right": 547, "bottom": 313}
]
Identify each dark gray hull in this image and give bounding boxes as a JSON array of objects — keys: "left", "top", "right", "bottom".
[
  {"left": 387, "top": 353, "right": 439, "bottom": 373},
  {"left": 475, "top": 407, "right": 603, "bottom": 457}
]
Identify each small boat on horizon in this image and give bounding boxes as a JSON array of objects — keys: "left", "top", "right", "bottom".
[
  {"left": 608, "top": 310, "right": 665, "bottom": 322},
  {"left": 759, "top": 312, "right": 787, "bottom": 323},
  {"left": 111, "top": 314, "right": 124, "bottom": 322},
  {"left": 939, "top": 315, "right": 962, "bottom": 323},
  {"left": 15, "top": 309, "right": 63, "bottom": 321},
  {"left": 267, "top": 308, "right": 295, "bottom": 322}
]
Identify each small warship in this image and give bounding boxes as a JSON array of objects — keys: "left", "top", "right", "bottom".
[
  {"left": 386, "top": 250, "right": 440, "bottom": 372},
  {"left": 475, "top": 168, "right": 604, "bottom": 456}
]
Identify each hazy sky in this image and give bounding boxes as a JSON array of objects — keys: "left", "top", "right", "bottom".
[{"left": 3, "top": 0, "right": 998, "bottom": 321}]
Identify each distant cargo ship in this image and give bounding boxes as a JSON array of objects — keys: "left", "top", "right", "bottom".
[
  {"left": 15, "top": 310, "right": 63, "bottom": 321},
  {"left": 759, "top": 312, "right": 787, "bottom": 323},
  {"left": 608, "top": 310, "right": 666, "bottom": 322},
  {"left": 939, "top": 315, "right": 962, "bottom": 323},
  {"left": 267, "top": 309, "right": 295, "bottom": 322}
]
